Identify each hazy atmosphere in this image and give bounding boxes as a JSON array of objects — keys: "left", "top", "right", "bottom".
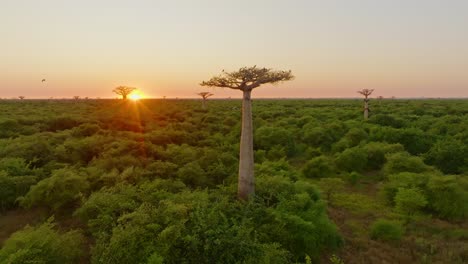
[{"left": 2, "top": 0, "right": 468, "bottom": 98}]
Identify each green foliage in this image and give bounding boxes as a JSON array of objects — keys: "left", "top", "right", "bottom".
[
  {"left": 0, "top": 172, "right": 16, "bottom": 210},
  {"left": 425, "top": 139, "right": 467, "bottom": 174},
  {"left": 383, "top": 152, "right": 433, "bottom": 176},
  {"left": 335, "top": 146, "right": 368, "bottom": 172},
  {"left": 426, "top": 175, "right": 468, "bottom": 220},
  {"left": 370, "top": 127, "right": 434, "bottom": 155},
  {"left": 344, "top": 127, "right": 368, "bottom": 146},
  {"left": 362, "top": 142, "right": 388, "bottom": 170},
  {"left": 0, "top": 171, "right": 37, "bottom": 211},
  {"left": 346, "top": 171, "right": 361, "bottom": 185},
  {"left": 176, "top": 162, "right": 208, "bottom": 187},
  {"left": 369, "top": 219, "right": 404, "bottom": 242},
  {"left": 302, "top": 156, "right": 335, "bottom": 178},
  {"left": 330, "top": 254, "right": 345, "bottom": 264},
  {"left": 394, "top": 187, "right": 428, "bottom": 217},
  {"left": 255, "top": 126, "right": 296, "bottom": 156},
  {"left": 0, "top": 219, "right": 84, "bottom": 264},
  {"left": 318, "top": 177, "right": 345, "bottom": 202},
  {"left": 0, "top": 157, "right": 32, "bottom": 176},
  {"left": 382, "top": 172, "right": 468, "bottom": 220},
  {"left": 21, "top": 168, "right": 90, "bottom": 211},
  {"left": 381, "top": 172, "right": 430, "bottom": 205},
  {"left": 1, "top": 99, "right": 467, "bottom": 263}
]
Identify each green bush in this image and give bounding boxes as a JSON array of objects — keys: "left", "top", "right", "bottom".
[
  {"left": 369, "top": 219, "right": 404, "bottom": 242},
  {"left": 0, "top": 219, "right": 84, "bottom": 264},
  {"left": 426, "top": 175, "right": 468, "bottom": 220},
  {"left": 383, "top": 152, "right": 433, "bottom": 176},
  {"left": 0, "top": 157, "right": 32, "bottom": 176},
  {"left": 20, "top": 168, "right": 90, "bottom": 211},
  {"left": 425, "top": 139, "right": 467, "bottom": 174},
  {"left": 394, "top": 187, "right": 428, "bottom": 217},
  {"left": 302, "top": 156, "right": 335, "bottom": 178},
  {"left": 381, "top": 172, "right": 430, "bottom": 205},
  {"left": 335, "top": 147, "right": 368, "bottom": 172},
  {"left": 346, "top": 171, "right": 361, "bottom": 185}
]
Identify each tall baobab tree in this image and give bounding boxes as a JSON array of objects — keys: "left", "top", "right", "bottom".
[
  {"left": 197, "top": 92, "right": 213, "bottom": 109},
  {"left": 201, "top": 66, "right": 294, "bottom": 200},
  {"left": 357, "top": 89, "right": 374, "bottom": 119},
  {"left": 113, "top": 86, "right": 136, "bottom": 100}
]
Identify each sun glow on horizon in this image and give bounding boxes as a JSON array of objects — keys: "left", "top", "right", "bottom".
[{"left": 129, "top": 93, "right": 142, "bottom": 101}]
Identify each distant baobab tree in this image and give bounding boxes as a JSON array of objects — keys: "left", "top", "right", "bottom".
[
  {"left": 112, "top": 86, "right": 136, "bottom": 100},
  {"left": 197, "top": 92, "right": 213, "bottom": 109},
  {"left": 201, "top": 66, "right": 294, "bottom": 200},
  {"left": 18, "top": 96, "right": 25, "bottom": 100},
  {"left": 378, "top": 95, "right": 383, "bottom": 104},
  {"left": 73, "top": 96, "right": 80, "bottom": 100},
  {"left": 357, "top": 89, "right": 374, "bottom": 119}
]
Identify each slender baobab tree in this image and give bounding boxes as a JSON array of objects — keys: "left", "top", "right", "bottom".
[
  {"left": 113, "top": 86, "right": 136, "bottom": 100},
  {"left": 357, "top": 89, "right": 374, "bottom": 119},
  {"left": 197, "top": 92, "right": 213, "bottom": 109},
  {"left": 377, "top": 95, "right": 383, "bottom": 105},
  {"left": 201, "top": 66, "right": 294, "bottom": 200}
]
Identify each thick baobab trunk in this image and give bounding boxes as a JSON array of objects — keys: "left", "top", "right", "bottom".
[
  {"left": 364, "top": 100, "right": 369, "bottom": 119},
  {"left": 122, "top": 94, "right": 127, "bottom": 100},
  {"left": 238, "top": 90, "right": 255, "bottom": 200}
]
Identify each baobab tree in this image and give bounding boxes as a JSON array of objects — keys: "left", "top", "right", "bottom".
[
  {"left": 357, "top": 89, "right": 374, "bottom": 119},
  {"left": 377, "top": 95, "right": 383, "bottom": 105},
  {"left": 113, "top": 86, "right": 136, "bottom": 100},
  {"left": 18, "top": 96, "right": 25, "bottom": 100},
  {"left": 73, "top": 96, "right": 80, "bottom": 100},
  {"left": 201, "top": 66, "right": 294, "bottom": 200},
  {"left": 197, "top": 92, "right": 213, "bottom": 109}
]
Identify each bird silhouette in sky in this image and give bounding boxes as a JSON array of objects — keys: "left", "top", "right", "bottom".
[{"left": 42, "top": 79, "right": 46, "bottom": 82}]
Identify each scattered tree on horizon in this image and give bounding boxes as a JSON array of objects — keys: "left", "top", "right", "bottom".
[
  {"left": 18, "top": 96, "right": 25, "bottom": 100},
  {"left": 113, "top": 86, "right": 137, "bottom": 100},
  {"left": 201, "top": 66, "right": 294, "bottom": 200},
  {"left": 73, "top": 96, "right": 80, "bottom": 100},
  {"left": 197, "top": 92, "right": 214, "bottom": 109},
  {"left": 357, "top": 89, "right": 374, "bottom": 119}
]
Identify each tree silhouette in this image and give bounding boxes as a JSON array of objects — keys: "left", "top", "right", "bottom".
[
  {"left": 113, "top": 86, "right": 136, "bottom": 100},
  {"left": 18, "top": 96, "right": 25, "bottom": 100},
  {"left": 201, "top": 66, "right": 294, "bottom": 200},
  {"left": 357, "top": 89, "right": 374, "bottom": 119},
  {"left": 73, "top": 96, "right": 80, "bottom": 100},
  {"left": 197, "top": 92, "right": 213, "bottom": 109}
]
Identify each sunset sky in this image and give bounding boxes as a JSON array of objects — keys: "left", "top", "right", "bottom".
[{"left": 1, "top": 0, "right": 467, "bottom": 98}]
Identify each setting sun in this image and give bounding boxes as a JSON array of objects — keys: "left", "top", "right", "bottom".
[{"left": 129, "top": 93, "right": 142, "bottom": 101}]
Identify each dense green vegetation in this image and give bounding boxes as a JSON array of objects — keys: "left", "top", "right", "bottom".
[{"left": 0, "top": 99, "right": 467, "bottom": 263}]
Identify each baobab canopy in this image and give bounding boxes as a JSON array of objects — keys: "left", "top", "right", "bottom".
[{"left": 201, "top": 66, "right": 294, "bottom": 92}]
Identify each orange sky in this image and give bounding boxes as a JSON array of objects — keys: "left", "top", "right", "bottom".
[{"left": 1, "top": 1, "right": 467, "bottom": 99}]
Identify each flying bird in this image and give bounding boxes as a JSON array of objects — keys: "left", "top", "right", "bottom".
[{"left": 41, "top": 79, "right": 46, "bottom": 82}]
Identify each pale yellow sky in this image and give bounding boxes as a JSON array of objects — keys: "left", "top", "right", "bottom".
[{"left": 1, "top": 0, "right": 467, "bottom": 98}]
